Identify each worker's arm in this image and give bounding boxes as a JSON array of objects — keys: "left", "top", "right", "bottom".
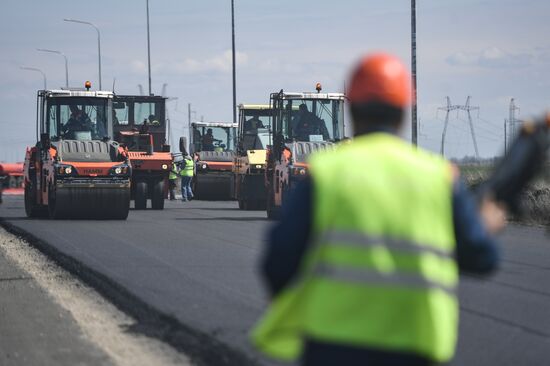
[
  {"left": 261, "top": 177, "right": 313, "bottom": 297},
  {"left": 453, "top": 179, "right": 500, "bottom": 274}
]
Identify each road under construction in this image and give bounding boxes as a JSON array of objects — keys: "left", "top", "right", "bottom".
[{"left": 0, "top": 195, "right": 548, "bottom": 366}]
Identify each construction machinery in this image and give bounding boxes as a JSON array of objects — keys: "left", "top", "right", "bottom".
[
  {"left": 112, "top": 95, "right": 172, "bottom": 209},
  {"left": 0, "top": 162, "right": 24, "bottom": 203},
  {"left": 233, "top": 104, "right": 271, "bottom": 209},
  {"left": 24, "top": 83, "right": 131, "bottom": 219},
  {"left": 190, "top": 121, "right": 237, "bottom": 200},
  {"left": 265, "top": 87, "right": 347, "bottom": 219}
]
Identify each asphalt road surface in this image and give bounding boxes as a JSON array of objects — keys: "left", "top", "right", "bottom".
[
  {"left": 0, "top": 237, "right": 113, "bottom": 366},
  {"left": 1, "top": 195, "right": 549, "bottom": 365}
]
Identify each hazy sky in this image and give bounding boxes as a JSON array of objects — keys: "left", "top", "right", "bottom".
[{"left": 1, "top": 0, "right": 549, "bottom": 162}]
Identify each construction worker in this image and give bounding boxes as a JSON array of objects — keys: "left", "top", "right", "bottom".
[
  {"left": 202, "top": 128, "right": 221, "bottom": 151},
  {"left": 252, "top": 53, "right": 506, "bottom": 365},
  {"left": 63, "top": 105, "right": 93, "bottom": 139},
  {"left": 244, "top": 112, "right": 265, "bottom": 132},
  {"left": 291, "top": 103, "right": 330, "bottom": 141},
  {"left": 168, "top": 162, "right": 179, "bottom": 200},
  {"left": 179, "top": 154, "right": 194, "bottom": 202}
]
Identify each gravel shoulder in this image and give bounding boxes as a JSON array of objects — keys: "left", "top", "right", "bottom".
[{"left": 0, "top": 226, "right": 192, "bottom": 366}]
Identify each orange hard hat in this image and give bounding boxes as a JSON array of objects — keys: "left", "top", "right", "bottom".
[{"left": 348, "top": 53, "right": 411, "bottom": 108}]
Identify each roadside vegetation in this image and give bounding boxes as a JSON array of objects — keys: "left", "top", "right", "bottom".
[{"left": 455, "top": 157, "right": 550, "bottom": 225}]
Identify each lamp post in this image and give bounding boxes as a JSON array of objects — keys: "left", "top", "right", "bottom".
[
  {"left": 231, "top": 0, "right": 237, "bottom": 126},
  {"left": 20, "top": 66, "right": 47, "bottom": 90},
  {"left": 37, "top": 48, "right": 69, "bottom": 88},
  {"left": 146, "top": 0, "right": 152, "bottom": 96},
  {"left": 63, "top": 18, "right": 102, "bottom": 90},
  {"left": 411, "top": 0, "right": 418, "bottom": 146}
]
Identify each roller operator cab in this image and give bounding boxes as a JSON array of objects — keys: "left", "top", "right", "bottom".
[
  {"left": 24, "top": 85, "right": 131, "bottom": 219},
  {"left": 233, "top": 104, "right": 271, "bottom": 210},
  {"left": 266, "top": 88, "right": 347, "bottom": 219},
  {"left": 190, "top": 121, "right": 237, "bottom": 200},
  {"left": 112, "top": 95, "right": 172, "bottom": 210}
]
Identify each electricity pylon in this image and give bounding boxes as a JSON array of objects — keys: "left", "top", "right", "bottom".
[
  {"left": 438, "top": 96, "right": 460, "bottom": 157},
  {"left": 438, "top": 96, "right": 480, "bottom": 159},
  {"left": 459, "top": 96, "right": 480, "bottom": 159}
]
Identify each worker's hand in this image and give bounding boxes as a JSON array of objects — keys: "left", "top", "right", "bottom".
[{"left": 480, "top": 198, "right": 507, "bottom": 234}]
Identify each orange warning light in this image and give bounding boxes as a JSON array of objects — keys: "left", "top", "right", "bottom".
[
  {"left": 315, "top": 82, "right": 322, "bottom": 92},
  {"left": 85, "top": 81, "right": 92, "bottom": 90}
]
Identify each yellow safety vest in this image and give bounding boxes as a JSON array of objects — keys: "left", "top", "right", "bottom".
[
  {"left": 252, "top": 133, "right": 458, "bottom": 363},
  {"left": 179, "top": 157, "right": 194, "bottom": 177},
  {"left": 169, "top": 163, "right": 178, "bottom": 180}
]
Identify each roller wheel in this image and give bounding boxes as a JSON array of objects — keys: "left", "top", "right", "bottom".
[
  {"left": 266, "top": 186, "right": 279, "bottom": 220},
  {"left": 135, "top": 181, "right": 148, "bottom": 210},
  {"left": 24, "top": 180, "right": 47, "bottom": 218},
  {"left": 151, "top": 180, "right": 165, "bottom": 210},
  {"left": 110, "top": 193, "right": 130, "bottom": 220},
  {"left": 47, "top": 185, "right": 61, "bottom": 219}
]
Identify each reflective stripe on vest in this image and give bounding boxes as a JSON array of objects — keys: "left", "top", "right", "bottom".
[
  {"left": 252, "top": 133, "right": 458, "bottom": 363},
  {"left": 180, "top": 158, "right": 194, "bottom": 177},
  {"left": 314, "top": 262, "right": 456, "bottom": 296},
  {"left": 319, "top": 230, "right": 453, "bottom": 261}
]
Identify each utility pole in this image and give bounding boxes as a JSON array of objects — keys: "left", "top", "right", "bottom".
[
  {"left": 438, "top": 97, "right": 460, "bottom": 157},
  {"left": 507, "top": 98, "right": 520, "bottom": 152},
  {"left": 231, "top": 0, "right": 237, "bottom": 126},
  {"left": 411, "top": 0, "right": 418, "bottom": 146},
  {"left": 504, "top": 119, "right": 507, "bottom": 155},
  {"left": 146, "top": 0, "right": 152, "bottom": 96}
]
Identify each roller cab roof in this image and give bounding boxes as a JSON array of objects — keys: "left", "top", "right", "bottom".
[{"left": 191, "top": 122, "right": 238, "bottom": 128}]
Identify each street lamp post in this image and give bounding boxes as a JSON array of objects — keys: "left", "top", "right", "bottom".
[
  {"left": 63, "top": 18, "right": 102, "bottom": 90},
  {"left": 146, "top": 0, "right": 152, "bottom": 96},
  {"left": 411, "top": 0, "right": 418, "bottom": 146},
  {"left": 37, "top": 48, "right": 69, "bottom": 88},
  {"left": 231, "top": 0, "right": 237, "bottom": 126},
  {"left": 20, "top": 66, "right": 47, "bottom": 89}
]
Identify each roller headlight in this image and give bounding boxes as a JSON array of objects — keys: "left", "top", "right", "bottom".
[
  {"left": 255, "top": 164, "right": 263, "bottom": 169},
  {"left": 291, "top": 167, "right": 307, "bottom": 176},
  {"left": 161, "top": 164, "right": 168, "bottom": 170},
  {"left": 201, "top": 163, "right": 208, "bottom": 170},
  {"left": 56, "top": 164, "right": 75, "bottom": 176},
  {"left": 110, "top": 164, "right": 130, "bottom": 176}
]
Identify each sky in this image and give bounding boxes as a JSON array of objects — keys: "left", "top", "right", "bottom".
[{"left": 1, "top": 0, "right": 549, "bottom": 162}]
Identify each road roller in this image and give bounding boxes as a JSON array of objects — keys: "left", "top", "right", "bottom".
[
  {"left": 112, "top": 95, "right": 172, "bottom": 210},
  {"left": 233, "top": 104, "right": 271, "bottom": 210},
  {"left": 23, "top": 82, "right": 131, "bottom": 219},
  {"left": 189, "top": 121, "right": 237, "bottom": 200},
  {"left": 265, "top": 85, "right": 347, "bottom": 219}
]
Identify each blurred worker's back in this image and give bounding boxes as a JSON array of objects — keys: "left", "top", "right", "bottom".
[{"left": 252, "top": 53, "right": 504, "bottom": 366}]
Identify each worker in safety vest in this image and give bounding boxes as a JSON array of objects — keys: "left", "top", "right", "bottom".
[
  {"left": 169, "top": 162, "right": 179, "bottom": 200},
  {"left": 179, "top": 155, "right": 194, "bottom": 202},
  {"left": 252, "top": 53, "right": 506, "bottom": 366}
]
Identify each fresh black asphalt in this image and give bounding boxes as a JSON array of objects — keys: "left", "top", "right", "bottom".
[{"left": 1, "top": 196, "right": 549, "bottom": 365}]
